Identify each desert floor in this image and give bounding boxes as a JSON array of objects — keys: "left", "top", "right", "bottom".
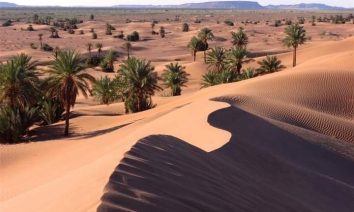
[{"left": 1, "top": 10, "right": 354, "bottom": 212}]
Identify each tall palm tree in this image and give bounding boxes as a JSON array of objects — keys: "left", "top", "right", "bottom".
[
  {"left": 226, "top": 47, "right": 249, "bottom": 74},
  {"left": 38, "top": 33, "right": 43, "bottom": 49},
  {"left": 118, "top": 57, "right": 161, "bottom": 113},
  {"left": 0, "top": 54, "right": 39, "bottom": 108},
  {"left": 187, "top": 36, "right": 204, "bottom": 62},
  {"left": 283, "top": 23, "right": 306, "bottom": 67},
  {"left": 198, "top": 28, "right": 214, "bottom": 62},
  {"left": 206, "top": 47, "right": 227, "bottom": 72},
  {"left": 161, "top": 63, "right": 189, "bottom": 96},
  {"left": 231, "top": 27, "right": 248, "bottom": 48},
  {"left": 92, "top": 76, "right": 120, "bottom": 105},
  {"left": 122, "top": 42, "right": 132, "bottom": 59},
  {"left": 45, "top": 50, "right": 95, "bottom": 136},
  {"left": 86, "top": 43, "right": 93, "bottom": 58},
  {"left": 95, "top": 43, "right": 103, "bottom": 57},
  {"left": 258, "top": 55, "right": 285, "bottom": 73}
]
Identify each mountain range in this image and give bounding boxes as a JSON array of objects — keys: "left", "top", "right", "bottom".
[{"left": 0, "top": 1, "right": 352, "bottom": 10}]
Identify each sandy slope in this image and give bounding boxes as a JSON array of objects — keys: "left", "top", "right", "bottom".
[{"left": 1, "top": 37, "right": 354, "bottom": 211}]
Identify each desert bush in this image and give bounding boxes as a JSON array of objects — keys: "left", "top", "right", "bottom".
[
  {"left": 92, "top": 32, "right": 98, "bottom": 39},
  {"left": 274, "top": 20, "right": 282, "bottom": 27},
  {"left": 90, "top": 14, "right": 94, "bottom": 21},
  {"left": 85, "top": 55, "right": 103, "bottom": 67},
  {"left": 30, "top": 43, "right": 37, "bottom": 49},
  {"left": 68, "top": 28, "right": 75, "bottom": 34},
  {"left": 27, "top": 24, "right": 34, "bottom": 31},
  {"left": 159, "top": 27, "right": 166, "bottom": 38},
  {"left": 224, "top": 20, "right": 234, "bottom": 26},
  {"left": 285, "top": 19, "right": 292, "bottom": 25},
  {"left": 182, "top": 23, "right": 189, "bottom": 32},
  {"left": 2, "top": 20, "right": 12, "bottom": 27},
  {"left": 126, "top": 31, "right": 140, "bottom": 41},
  {"left": 298, "top": 17, "right": 305, "bottom": 24},
  {"left": 41, "top": 43, "right": 53, "bottom": 51}
]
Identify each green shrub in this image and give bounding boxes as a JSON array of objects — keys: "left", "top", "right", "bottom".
[
  {"left": 38, "top": 98, "right": 64, "bottom": 125},
  {"left": 0, "top": 106, "right": 39, "bottom": 143}
]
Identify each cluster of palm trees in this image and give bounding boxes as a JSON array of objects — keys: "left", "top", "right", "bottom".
[
  {"left": 0, "top": 50, "right": 190, "bottom": 143},
  {"left": 189, "top": 23, "right": 306, "bottom": 87}
]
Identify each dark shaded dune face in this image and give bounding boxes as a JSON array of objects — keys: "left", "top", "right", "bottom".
[
  {"left": 215, "top": 70, "right": 354, "bottom": 143},
  {"left": 98, "top": 125, "right": 354, "bottom": 212}
]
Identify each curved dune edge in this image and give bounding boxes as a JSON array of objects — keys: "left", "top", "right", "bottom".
[{"left": 1, "top": 37, "right": 354, "bottom": 212}]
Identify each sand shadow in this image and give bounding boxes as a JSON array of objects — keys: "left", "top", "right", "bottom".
[{"left": 98, "top": 104, "right": 354, "bottom": 212}]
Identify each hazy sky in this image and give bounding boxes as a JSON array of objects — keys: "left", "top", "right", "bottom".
[{"left": 8, "top": 0, "right": 354, "bottom": 7}]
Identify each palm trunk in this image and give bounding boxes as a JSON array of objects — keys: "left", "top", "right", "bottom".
[
  {"left": 204, "top": 51, "right": 206, "bottom": 63},
  {"left": 64, "top": 103, "right": 70, "bottom": 136},
  {"left": 193, "top": 51, "right": 196, "bottom": 61},
  {"left": 293, "top": 47, "right": 297, "bottom": 67},
  {"left": 237, "top": 64, "right": 242, "bottom": 74},
  {"left": 127, "top": 49, "right": 130, "bottom": 59}
]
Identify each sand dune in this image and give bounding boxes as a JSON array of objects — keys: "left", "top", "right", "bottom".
[
  {"left": 98, "top": 38, "right": 354, "bottom": 212},
  {"left": 1, "top": 35, "right": 354, "bottom": 211}
]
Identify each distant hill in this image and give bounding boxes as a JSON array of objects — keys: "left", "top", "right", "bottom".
[
  {"left": 265, "top": 3, "right": 350, "bottom": 10},
  {"left": 177, "top": 1, "right": 263, "bottom": 9},
  {"left": 113, "top": 1, "right": 263, "bottom": 9},
  {"left": 113, "top": 1, "right": 351, "bottom": 10},
  {"left": 0, "top": 2, "right": 18, "bottom": 8}
]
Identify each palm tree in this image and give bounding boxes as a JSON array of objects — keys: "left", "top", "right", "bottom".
[
  {"left": 231, "top": 27, "right": 248, "bottom": 48},
  {"left": 118, "top": 57, "right": 161, "bottom": 113},
  {"left": 0, "top": 54, "right": 39, "bottom": 108},
  {"left": 283, "top": 23, "right": 306, "bottom": 67},
  {"left": 187, "top": 36, "right": 204, "bottom": 62},
  {"left": 38, "top": 33, "right": 43, "bottom": 49},
  {"left": 206, "top": 47, "right": 227, "bottom": 72},
  {"left": 161, "top": 63, "right": 189, "bottom": 96},
  {"left": 100, "top": 50, "right": 117, "bottom": 72},
  {"left": 122, "top": 42, "right": 132, "bottom": 59},
  {"left": 45, "top": 50, "right": 95, "bottom": 136},
  {"left": 198, "top": 28, "right": 214, "bottom": 62},
  {"left": 226, "top": 47, "right": 249, "bottom": 74},
  {"left": 86, "top": 43, "right": 93, "bottom": 58},
  {"left": 201, "top": 71, "right": 220, "bottom": 88},
  {"left": 95, "top": 43, "right": 103, "bottom": 57},
  {"left": 92, "top": 76, "right": 120, "bottom": 105},
  {"left": 258, "top": 56, "right": 285, "bottom": 73}
]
